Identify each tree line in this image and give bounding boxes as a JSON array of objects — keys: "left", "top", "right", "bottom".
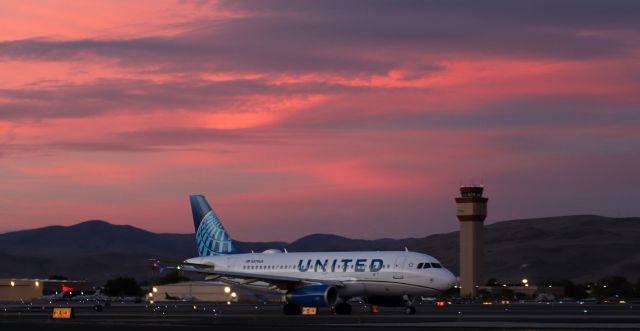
[{"left": 483, "top": 275, "right": 640, "bottom": 300}]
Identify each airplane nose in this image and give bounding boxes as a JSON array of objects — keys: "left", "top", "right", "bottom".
[{"left": 442, "top": 269, "right": 457, "bottom": 289}]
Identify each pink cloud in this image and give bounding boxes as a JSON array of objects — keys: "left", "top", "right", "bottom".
[{"left": 0, "top": 1, "right": 639, "bottom": 241}]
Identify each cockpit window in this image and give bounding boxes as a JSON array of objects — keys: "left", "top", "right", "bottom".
[
  {"left": 417, "top": 263, "right": 423, "bottom": 269},
  {"left": 422, "top": 263, "right": 431, "bottom": 269},
  {"left": 431, "top": 263, "right": 442, "bottom": 268}
]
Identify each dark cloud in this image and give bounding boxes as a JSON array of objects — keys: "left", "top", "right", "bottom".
[
  {"left": 0, "top": 36, "right": 393, "bottom": 74},
  {"left": 40, "top": 127, "right": 291, "bottom": 153},
  {"left": 0, "top": 79, "right": 228, "bottom": 119},
  {"left": 46, "top": 141, "right": 158, "bottom": 152},
  {"left": 203, "top": 0, "right": 640, "bottom": 60},
  {"left": 220, "top": 0, "right": 640, "bottom": 28},
  {"left": 279, "top": 95, "right": 640, "bottom": 130},
  {"left": 0, "top": 78, "right": 367, "bottom": 120},
  {"left": 0, "top": 127, "right": 290, "bottom": 157},
  {"left": 1, "top": 0, "right": 638, "bottom": 75},
  {"left": 116, "top": 127, "right": 284, "bottom": 147}
]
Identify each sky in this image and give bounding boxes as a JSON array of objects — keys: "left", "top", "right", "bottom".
[{"left": 0, "top": 0, "right": 639, "bottom": 241}]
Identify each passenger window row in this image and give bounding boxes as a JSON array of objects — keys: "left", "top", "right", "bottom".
[
  {"left": 416, "top": 262, "right": 442, "bottom": 269},
  {"left": 241, "top": 264, "right": 394, "bottom": 271}
]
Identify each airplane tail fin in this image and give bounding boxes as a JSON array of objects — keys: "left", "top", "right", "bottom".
[{"left": 189, "top": 195, "right": 239, "bottom": 256}]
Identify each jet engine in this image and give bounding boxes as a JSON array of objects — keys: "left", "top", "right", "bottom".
[{"left": 285, "top": 285, "right": 338, "bottom": 307}]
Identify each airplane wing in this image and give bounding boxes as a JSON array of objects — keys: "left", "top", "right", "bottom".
[{"left": 179, "top": 262, "right": 345, "bottom": 290}]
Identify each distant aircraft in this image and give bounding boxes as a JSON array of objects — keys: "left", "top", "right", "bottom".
[
  {"left": 164, "top": 292, "right": 193, "bottom": 301},
  {"left": 72, "top": 289, "right": 105, "bottom": 302},
  {"left": 40, "top": 284, "right": 75, "bottom": 301},
  {"left": 179, "top": 195, "right": 456, "bottom": 315}
]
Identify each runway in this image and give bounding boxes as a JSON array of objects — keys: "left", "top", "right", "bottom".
[{"left": 1, "top": 301, "right": 639, "bottom": 330}]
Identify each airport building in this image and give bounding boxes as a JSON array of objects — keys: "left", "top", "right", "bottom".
[
  {"left": 151, "top": 281, "right": 281, "bottom": 303},
  {"left": 152, "top": 281, "right": 233, "bottom": 302},
  {"left": 0, "top": 279, "right": 94, "bottom": 301},
  {"left": 456, "top": 186, "right": 488, "bottom": 298}
]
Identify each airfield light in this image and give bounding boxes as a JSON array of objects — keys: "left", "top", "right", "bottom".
[
  {"left": 177, "top": 266, "right": 182, "bottom": 271},
  {"left": 224, "top": 286, "right": 231, "bottom": 294},
  {"left": 10, "top": 281, "right": 15, "bottom": 287},
  {"left": 503, "top": 284, "right": 507, "bottom": 287},
  {"left": 231, "top": 292, "right": 237, "bottom": 298},
  {"left": 522, "top": 278, "right": 528, "bottom": 285},
  {"left": 152, "top": 287, "right": 158, "bottom": 293},
  {"left": 603, "top": 285, "right": 607, "bottom": 288}
]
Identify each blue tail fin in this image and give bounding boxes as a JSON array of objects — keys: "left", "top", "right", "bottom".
[{"left": 189, "top": 195, "right": 239, "bottom": 256}]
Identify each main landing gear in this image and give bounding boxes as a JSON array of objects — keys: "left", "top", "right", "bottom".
[
  {"left": 283, "top": 303, "right": 302, "bottom": 315},
  {"left": 403, "top": 294, "right": 416, "bottom": 315},
  {"left": 334, "top": 302, "right": 352, "bottom": 315}
]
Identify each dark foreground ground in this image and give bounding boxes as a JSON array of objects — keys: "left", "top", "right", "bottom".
[{"left": 1, "top": 301, "right": 639, "bottom": 331}]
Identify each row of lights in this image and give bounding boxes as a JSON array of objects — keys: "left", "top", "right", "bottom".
[
  {"left": 455, "top": 278, "right": 529, "bottom": 289},
  {"left": 8, "top": 280, "right": 39, "bottom": 287},
  {"left": 459, "top": 278, "right": 611, "bottom": 288}
]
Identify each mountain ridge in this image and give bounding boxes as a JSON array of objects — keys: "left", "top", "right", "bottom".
[{"left": 0, "top": 215, "right": 638, "bottom": 283}]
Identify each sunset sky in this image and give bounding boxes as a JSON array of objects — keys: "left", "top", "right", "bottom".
[{"left": 0, "top": 1, "right": 638, "bottom": 241}]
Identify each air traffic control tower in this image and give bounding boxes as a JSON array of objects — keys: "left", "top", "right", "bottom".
[{"left": 456, "top": 186, "right": 488, "bottom": 298}]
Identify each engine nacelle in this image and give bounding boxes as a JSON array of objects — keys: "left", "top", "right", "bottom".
[{"left": 285, "top": 285, "right": 338, "bottom": 307}]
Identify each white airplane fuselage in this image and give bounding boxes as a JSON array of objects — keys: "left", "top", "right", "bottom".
[{"left": 185, "top": 250, "right": 456, "bottom": 299}]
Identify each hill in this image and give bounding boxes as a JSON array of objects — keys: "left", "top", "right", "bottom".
[
  {"left": 407, "top": 215, "right": 640, "bottom": 283},
  {"left": 0, "top": 215, "right": 638, "bottom": 284}
]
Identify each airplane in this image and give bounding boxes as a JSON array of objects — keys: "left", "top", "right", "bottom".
[
  {"left": 39, "top": 284, "right": 75, "bottom": 301},
  {"left": 72, "top": 289, "right": 106, "bottom": 302},
  {"left": 179, "top": 195, "right": 456, "bottom": 315},
  {"left": 40, "top": 291, "right": 70, "bottom": 301},
  {"left": 164, "top": 292, "right": 194, "bottom": 301}
]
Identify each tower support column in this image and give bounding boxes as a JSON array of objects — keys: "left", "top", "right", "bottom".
[{"left": 455, "top": 186, "right": 488, "bottom": 298}]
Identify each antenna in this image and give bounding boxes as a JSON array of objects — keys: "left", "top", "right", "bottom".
[{"left": 284, "top": 248, "right": 288, "bottom": 253}]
